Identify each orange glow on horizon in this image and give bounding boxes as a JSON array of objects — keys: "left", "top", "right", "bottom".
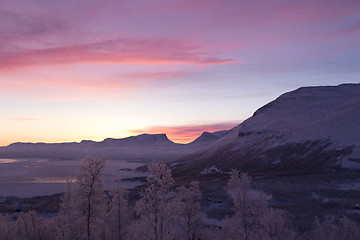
[{"left": 129, "top": 123, "right": 238, "bottom": 144}]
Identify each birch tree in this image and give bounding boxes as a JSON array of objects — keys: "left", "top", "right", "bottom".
[
  {"left": 313, "top": 215, "right": 360, "bottom": 240},
  {"left": 0, "top": 214, "right": 14, "bottom": 240},
  {"left": 56, "top": 180, "right": 84, "bottom": 240},
  {"left": 260, "top": 208, "right": 292, "bottom": 240},
  {"left": 76, "top": 156, "right": 107, "bottom": 240},
  {"left": 16, "top": 211, "right": 56, "bottom": 240},
  {"left": 224, "top": 170, "right": 267, "bottom": 240},
  {"left": 224, "top": 170, "right": 293, "bottom": 240},
  {"left": 107, "top": 184, "right": 131, "bottom": 240},
  {"left": 58, "top": 156, "right": 107, "bottom": 240},
  {"left": 134, "top": 161, "right": 176, "bottom": 240},
  {"left": 175, "top": 181, "right": 205, "bottom": 240}
]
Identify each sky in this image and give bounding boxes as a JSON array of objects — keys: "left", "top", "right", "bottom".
[{"left": 1, "top": 0, "right": 359, "bottom": 146}]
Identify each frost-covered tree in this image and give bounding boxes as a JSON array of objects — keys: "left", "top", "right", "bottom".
[
  {"left": 224, "top": 170, "right": 267, "bottom": 240},
  {"left": 312, "top": 215, "right": 336, "bottom": 240},
  {"left": 134, "top": 161, "right": 177, "bottom": 240},
  {"left": 175, "top": 181, "right": 205, "bottom": 240},
  {"left": 338, "top": 216, "right": 360, "bottom": 240},
  {"left": 16, "top": 211, "right": 56, "bottom": 240},
  {"left": 223, "top": 170, "right": 293, "bottom": 240},
  {"left": 312, "top": 215, "right": 360, "bottom": 240},
  {"left": 76, "top": 156, "right": 107, "bottom": 240},
  {"left": 56, "top": 179, "right": 84, "bottom": 240},
  {"left": 57, "top": 156, "right": 107, "bottom": 240},
  {"left": 0, "top": 214, "right": 14, "bottom": 240},
  {"left": 260, "top": 208, "right": 293, "bottom": 240},
  {"left": 107, "top": 184, "right": 132, "bottom": 240}
]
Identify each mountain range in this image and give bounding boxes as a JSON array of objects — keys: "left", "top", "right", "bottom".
[{"left": 0, "top": 130, "right": 227, "bottom": 161}]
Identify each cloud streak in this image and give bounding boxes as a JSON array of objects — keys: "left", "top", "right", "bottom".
[
  {"left": 0, "top": 38, "right": 239, "bottom": 71},
  {"left": 5, "top": 117, "right": 37, "bottom": 122}
]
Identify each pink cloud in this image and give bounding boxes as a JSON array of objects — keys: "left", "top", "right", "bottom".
[
  {"left": 0, "top": 38, "right": 239, "bottom": 71},
  {"left": 130, "top": 122, "right": 239, "bottom": 143},
  {"left": 119, "top": 71, "right": 190, "bottom": 80},
  {"left": 2, "top": 0, "right": 356, "bottom": 75}
]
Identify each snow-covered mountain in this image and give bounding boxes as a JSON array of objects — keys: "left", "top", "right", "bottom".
[
  {"left": 189, "top": 131, "right": 228, "bottom": 145},
  {"left": 89, "top": 134, "right": 175, "bottom": 146},
  {"left": 174, "top": 84, "right": 360, "bottom": 176}
]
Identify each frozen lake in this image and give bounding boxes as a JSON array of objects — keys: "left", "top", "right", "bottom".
[{"left": 0, "top": 158, "right": 146, "bottom": 197}]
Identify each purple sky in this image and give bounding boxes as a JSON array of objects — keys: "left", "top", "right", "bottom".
[{"left": 1, "top": 0, "right": 359, "bottom": 145}]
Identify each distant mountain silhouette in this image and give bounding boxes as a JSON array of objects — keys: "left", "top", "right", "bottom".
[
  {"left": 100, "top": 134, "right": 175, "bottom": 146},
  {"left": 0, "top": 131, "right": 227, "bottom": 161}
]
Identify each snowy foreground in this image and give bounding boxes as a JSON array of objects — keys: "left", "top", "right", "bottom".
[{"left": 1, "top": 156, "right": 360, "bottom": 240}]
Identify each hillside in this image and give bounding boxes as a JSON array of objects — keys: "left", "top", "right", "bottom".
[
  {"left": 171, "top": 84, "right": 360, "bottom": 233},
  {"left": 174, "top": 83, "right": 360, "bottom": 176}
]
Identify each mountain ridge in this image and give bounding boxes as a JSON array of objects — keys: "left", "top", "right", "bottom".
[
  {"left": 189, "top": 131, "right": 228, "bottom": 145},
  {"left": 7, "top": 133, "right": 175, "bottom": 147},
  {"left": 0, "top": 131, "right": 228, "bottom": 161}
]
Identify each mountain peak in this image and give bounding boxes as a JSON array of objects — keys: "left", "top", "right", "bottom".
[
  {"left": 102, "top": 133, "right": 174, "bottom": 145},
  {"left": 253, "top": 83, "right": 360, "bottom": 117},
  {"left": 244, "top": 83, "right": 360, "bottom": 146},
  {"left": 189, "top": 131, "right": 227, "bottom": 145}
]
